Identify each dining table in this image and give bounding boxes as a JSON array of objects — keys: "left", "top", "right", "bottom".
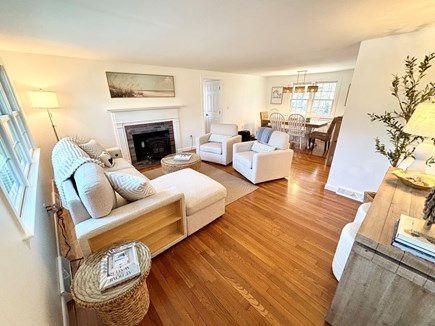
[{"left": 264, "top": 119, "right": 328, "bottom": 133}]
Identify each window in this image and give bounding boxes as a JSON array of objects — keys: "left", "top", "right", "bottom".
[
  {"left": 0, "top": 65, "right": 35, "bottom": 216},
  {"left": 290, "top": 82, "right": 338, "bottom": 117}
]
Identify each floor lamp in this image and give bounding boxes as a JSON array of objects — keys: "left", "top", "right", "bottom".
[{"left": 28, "top": 90, "right": 60, "bottom": 141}]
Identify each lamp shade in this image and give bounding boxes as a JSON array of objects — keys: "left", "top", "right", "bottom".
[
  {"left": 28, "top": 91, "right": 59, "bottom": 109},
  {"left": 294, "top": 86, "right": 306, "bottom": 93},
  {"left": 283, "top": 86, "right": 293, "bottom": 93},
  {"left": 307, "top": 85, "right": 319, "bottom": 93},
  {"left": 403, "top": 102, "right": 435, "bottom": 138}
]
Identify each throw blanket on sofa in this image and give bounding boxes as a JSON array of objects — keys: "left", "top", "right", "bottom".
[
  {"left": 52, "top": 137, "right": 103, "bottom": 208},
  {"left": 256, "top": 127, "right": 273, "bottom": 144}
]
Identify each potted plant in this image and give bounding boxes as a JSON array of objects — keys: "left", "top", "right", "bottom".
[{"left": 368, "top": 53, "right": 435, "bottom": 167}]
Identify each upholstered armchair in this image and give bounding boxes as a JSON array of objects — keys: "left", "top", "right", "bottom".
[
  {"left": 232, "top": 130, "right": 294, "bottom": 184},
  {"left": 196, "top": 123, "right": 242, "bottom": 165}
]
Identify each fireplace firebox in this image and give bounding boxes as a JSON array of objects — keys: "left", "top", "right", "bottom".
[{"left": 125, "top": 121, "right": 175, "bottom": 169}]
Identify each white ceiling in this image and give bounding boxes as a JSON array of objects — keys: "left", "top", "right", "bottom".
[{"left": 1, "top": 0, "right": 434, "bottom": 76}]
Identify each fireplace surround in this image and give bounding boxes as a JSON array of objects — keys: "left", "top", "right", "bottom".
[{"left": 107, "top": 106, "right": 182, "bottom": 167}]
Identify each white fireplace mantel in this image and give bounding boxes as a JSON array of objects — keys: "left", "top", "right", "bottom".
[{"left": 107, "top": 106, "right": 183, "bottom": 162}]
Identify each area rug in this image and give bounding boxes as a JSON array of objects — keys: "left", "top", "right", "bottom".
[{"left": 143, "top": 163, "right": 258, "bottom": 205}]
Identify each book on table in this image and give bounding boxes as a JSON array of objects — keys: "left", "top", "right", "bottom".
[
  {"left": 391, "top": 214, "right": 435, "bottom": 263},
  {"left": 174, "top": 153, "right": 192, "bottom": 161},
  {"left": 99, "top": 242, "right": 141, "bottom": 291}
]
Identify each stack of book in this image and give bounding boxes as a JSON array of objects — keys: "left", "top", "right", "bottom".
[
  {"left": 99, "top": 242, "right": 141, "bottom": 291},
  {"left": 392, "top": 214, "right": 435, "bottom": 263},
  {"left": 174, "top": 153, "right": 192, "bottom": 161}
]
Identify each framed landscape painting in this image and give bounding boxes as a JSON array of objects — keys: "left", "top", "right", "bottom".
[
  {"left": 106, "top": 72, "right": 175, "bottom": 98},
  {"left": 270, "top": 86, "right": 283, "bottom": 104}
]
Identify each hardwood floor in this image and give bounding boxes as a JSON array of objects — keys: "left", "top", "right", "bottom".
[{"left": 64, "top": 147, "right": 360, "bottom": 326}]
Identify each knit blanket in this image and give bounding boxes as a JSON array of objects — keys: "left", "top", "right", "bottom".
[
  {"left": 52, "top": 137, "right": 103, "bottom": 208},
  {"left": 256, "top": 127, "right": 273, "bottom": 144}
]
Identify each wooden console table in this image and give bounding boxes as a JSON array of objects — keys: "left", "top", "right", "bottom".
[{"left": 326, "top": 168, "right": 435, "bottom": 325}]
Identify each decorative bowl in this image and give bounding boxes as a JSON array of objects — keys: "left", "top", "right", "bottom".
[{"left": 392, "top": 169, "right": 435, "bottom": 190}]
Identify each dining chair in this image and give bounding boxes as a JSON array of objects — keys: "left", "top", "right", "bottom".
[
  {"left": 308, "top": 116, "right": 340, "bottom": 153},
  {"left": 287, "top": 113, "right": 306, "bottom": 149},
  {"left": 269, "top": 112, "right": 286, "bottom": 132},
  {"left": 259, "top": 111, "right": 269, "bottom": 127},
  {"left": 270, "top": 108, "right": 279, "bottom": 114}
]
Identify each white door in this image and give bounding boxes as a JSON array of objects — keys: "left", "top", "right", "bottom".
[{"left": 203, "top": 80, "right": 222, "bottom": 133}]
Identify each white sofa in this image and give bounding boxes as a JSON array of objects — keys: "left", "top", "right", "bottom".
[
  {"left": 52, "top": 137, "right": 227, "bottom": 257},
  {"left": 196, "top": 123, "right": 242, "bottom": 165},
  {"left": 233, "top": 130, "right": 294, "bottom": 184}
]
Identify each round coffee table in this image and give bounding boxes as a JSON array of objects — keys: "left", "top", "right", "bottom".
[
  {"left": 71, "top": 241, "right": 152, "bottom": 326},
  {"left": 161, "top": 153, "right": 201, "bottom": 174}
]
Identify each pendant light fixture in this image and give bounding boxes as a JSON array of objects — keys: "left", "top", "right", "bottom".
[
  {"left": 283, "top": 86, "right": 293, "bottom": 93},
  {"left": 307, "top": 83, "right": 319, "bottom": 93},
  {"left": 294, "top": 70, "right": 307, "bottom": 93}
]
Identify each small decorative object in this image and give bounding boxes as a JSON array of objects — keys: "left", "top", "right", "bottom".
[
  {"left": 99, "top": 242, "right": 141, "bottom": 291},
  {"left": 423, "top": 187, "right": 435, "bottom": 230},
  {"left": 368, "top": 53, "right": 435, "bottom": 167},
  {"left": 106, "top": 72, "right": 175, "bottom": 98},
  {"left": 392, "top": 169, "right": 435, "bottom": 190},
  {"left": 270, "top": 86, "right": 283, "bottom": 104}
]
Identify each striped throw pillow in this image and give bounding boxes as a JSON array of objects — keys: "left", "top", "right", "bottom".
[{"left": 79, "top": 139, "right": 106, "bottom": 159}]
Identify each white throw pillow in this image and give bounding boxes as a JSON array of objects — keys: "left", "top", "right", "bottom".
[
  {"left": 209, "top": 134, "right": 231, "bottom": 143},
  {"left": 74, "top": 163, "right": 116, "bottom": 218},
  {"left": 106, "top": 172, "right": 155, "bottom": 202},
  {"left": 251, "top": 141, "right": 276, "bottom": 153}
]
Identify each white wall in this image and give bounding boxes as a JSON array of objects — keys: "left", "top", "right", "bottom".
[
  {"left": 0, "top": 162, "right": 62, "bottom": 325},
  {"left": 264, "top": 70, "right": 354, "bottom": 117},
  {"left": 327, "top": 26, "right": 435, "bottom": 196},
  {"left": 0, "top": 51, "right": 265, "bottom": 163}
]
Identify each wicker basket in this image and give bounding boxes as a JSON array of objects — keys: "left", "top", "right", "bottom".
[
  {"left": 363, "top": 191, "right": 377, "bottom": 203},
  {"left": 71, "top": 241, "right": 152, "bottom": 326}
]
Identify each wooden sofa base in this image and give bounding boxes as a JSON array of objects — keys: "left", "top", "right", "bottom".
[{"left": 87, "top": 198, "right": 186, "bottom": 257}]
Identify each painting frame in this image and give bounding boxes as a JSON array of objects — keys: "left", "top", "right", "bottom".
[
  {"left": 106, "top": 71, "right": 175, "bottom": 98},
  {"left": 270, "top": 86, "right": 283, "bottom": 104}
]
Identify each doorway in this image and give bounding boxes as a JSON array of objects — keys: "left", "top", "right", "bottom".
[{"left": 202, "top": 79, "right": 222, "bottom": 133}]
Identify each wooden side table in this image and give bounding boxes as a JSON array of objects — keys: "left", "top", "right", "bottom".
[
  {"left": 161, "top": 153, "right": 201, "bottom": 174},
  {"left": 71, "top": 241, "right": 152, "bottom": 326}
]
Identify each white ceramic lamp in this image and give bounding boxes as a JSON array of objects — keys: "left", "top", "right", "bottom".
[
  {"left": 403, "top": 102, "right": 435, "bottom": 172},
  {"left": 28, "top": 90, "right": 60, "bottom": 141}
]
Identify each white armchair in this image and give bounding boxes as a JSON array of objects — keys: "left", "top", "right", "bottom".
[
  {"left": 196, "top": 123, "right": 242, "bottom": 165},
  {"left": 233, "top": 130, "right": 294, "bottom": 184}
]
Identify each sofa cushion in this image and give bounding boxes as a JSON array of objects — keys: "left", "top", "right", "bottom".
[
  {"left": 234, "top": 151, "right": 255, "bottom": 169},
  {"left": 103, "top": 158, "right": 131, "bottom": 172},
  {"left": 106, "top": 171, "right": 155, "bottom": 202},
  {"left": 200, "top": 142, "right": 222, "bottom": 154},
  {"left": 209, "top": 134, "right": 231, "bottom": 143},
  {"left": 251, "top": 141, "right": 275, "bottom": 153},
  {"left": 78, "top": 139, "right": 106, "bottom": 159},
  {"left": 74, "top": 162, "right": 116, "bottom": 218},
  {"left": 151, "top": 168, "right": 226, "bottom": 216}
]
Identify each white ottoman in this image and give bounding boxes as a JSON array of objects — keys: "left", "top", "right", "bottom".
[
  {"left": 151, "top": 168, "right": 227, "bottom": 235},
  {"left": 332, "top": 203, "right": 372, "bottom": 281}
]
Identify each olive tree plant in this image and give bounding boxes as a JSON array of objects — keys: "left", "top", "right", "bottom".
[{"left": 368, "top": 53, "right": 435, "bottom": 167}]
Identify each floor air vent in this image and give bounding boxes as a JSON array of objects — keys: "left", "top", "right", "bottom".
[{"left": 336, "top": 187, "right": 364, "bottom": 202}]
